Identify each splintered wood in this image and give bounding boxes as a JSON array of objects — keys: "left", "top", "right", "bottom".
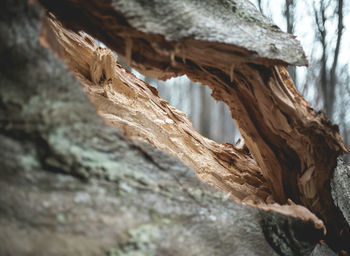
[
  {"left": 43, "top": 18, "right": 271, "bottom": 204},
  {"left": 40, "top": 7, "right": 349, "bottom": 251}
]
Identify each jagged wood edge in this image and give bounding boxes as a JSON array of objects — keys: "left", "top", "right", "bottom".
[
  {"left": 0, "top": 1, "right": 331, "bottom": 255},
  {"left": 44, "top": 13, "right": 326, "bottom": 238},
  {"left": 37, "top": 0, "right": 350, "bottom": 252}
]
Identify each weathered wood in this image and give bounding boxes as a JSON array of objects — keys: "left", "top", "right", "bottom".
[
  {"left": 36, "top": 0, "right": 350, "bottom": 252},
  {"left": 0, "top": 1, "right": 336, "bottom": 255},
  {"left": 43, "top": 18, "right": 270, "bottom": 204}
]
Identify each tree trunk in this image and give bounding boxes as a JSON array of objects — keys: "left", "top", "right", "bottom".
[
  {"left": 284, "top": 0, "right": 296, "bottom": 83},
  {"left": 1, "top": 0, "right": 349, "bottom": 255},
  {"left": 199, "top": 86, "right": 211, "bottom": 138},
  {"left": 313, "top": 0, "right": 344, "bottom": 120}
]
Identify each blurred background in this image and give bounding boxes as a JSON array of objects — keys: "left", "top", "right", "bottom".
[{"left": 126, "top": 0, "right": 350, "bottom": 161}]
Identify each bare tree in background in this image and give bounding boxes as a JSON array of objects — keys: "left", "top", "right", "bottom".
[
  {"left": 199, "top": 86, "right": 211, "bottom": 138},
  {"left": 254, "top": 0, "right": 349, "bottom": 162},
  {"left": 337, "top": 65, "right": 350, "bottom": 162},
  {"left": 313, "top": 0, "right": 344, "bottom": 120},
  {"left": 311, "top": 0, "right": 349, "bottom": 161},
  {"left": 284, "top": 0, "right": 296, "bottom": 83},
  {"left": 255, "top": 0, "right": 345, "bottom": 119},
  {"left": 155, "top": 79, "right": 238, "bottom": 144},
  {"left": 253, "top": 0, "right": 296, "bottom": 83},
  {"left": 256, "top": 0, "right": 263, "bottom": 13}
]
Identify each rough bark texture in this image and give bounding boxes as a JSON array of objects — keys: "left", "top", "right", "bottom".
[
  {"left": 1, "top": 0, "right": 350, "bottom": 255},
  {"left": 36, "top": 0, "right": 350, "bottom": 252},
  {"left": 0, "top": 1, "right": 336, "bottom": 256},
  {"left": 40, "top": 0, "right": 308, "bottom": 67},
  {"left": 331, "top": 159, "right": 350, "bottom": 226}
]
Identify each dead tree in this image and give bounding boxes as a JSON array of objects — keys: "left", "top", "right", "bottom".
[{"left": 0, "top": 0, "right": 349, "bottom": 255}]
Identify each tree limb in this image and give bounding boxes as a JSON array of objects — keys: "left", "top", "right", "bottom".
[{"left": 9, "top": 0, "right": 350, "bottom": 253}]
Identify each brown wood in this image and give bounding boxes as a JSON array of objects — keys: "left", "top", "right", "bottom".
[
  {"left": 37, "top": 0, "right": 350, "bottom": 253},
  {"left": 1, "top": 2, "right": 332, "bottom": 255}
]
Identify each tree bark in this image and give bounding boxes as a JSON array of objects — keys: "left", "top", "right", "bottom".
[
  {"left": 1, "top": 0, "right": 349, "bottom": 255},
  {"left": 36, "top": 0, "right": 350, "bottom": 252}
]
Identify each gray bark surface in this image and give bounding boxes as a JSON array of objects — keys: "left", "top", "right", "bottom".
[
  {"left": 36, "top": 0, "right": 350, "bottom": 251},
  {"left": 110, "top": 0, "right": 307, "bottom": 66},
  {"left": 331, "top": 158, "right": 350, "bottom": 226},
  {"left": 0, "top": 1, "right": 332, "bottom": 256}
]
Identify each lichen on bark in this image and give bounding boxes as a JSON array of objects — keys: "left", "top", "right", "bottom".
[{"left": 1, "top": 0, "right": 350, "bottom": 255}]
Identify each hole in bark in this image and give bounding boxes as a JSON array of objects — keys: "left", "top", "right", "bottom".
[
  {"left": 28, "top": 0, "right": 350, "bottom": 248},
  {"left": 41, "top": 16, "right": 350, "bottom": 253},
  {"left": 42, "top": 18, "right": 268, "bottom": 206},
  {"left": 113, "top": 52, "right": 241, "bottom": 145},
  {"left": 126, "top": 71, "right": 241, "bottom": 144}
]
